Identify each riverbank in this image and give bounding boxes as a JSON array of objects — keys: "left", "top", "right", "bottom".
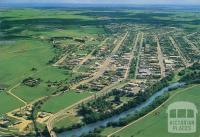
[
  {"left": 53, "top": 63, "right": 199, "bottom": 137},
  {"left": 108, "top": 84, "right": 200, "bottom": 137},
  {"left": 57, "top": 82, "right": 185, "bottom": 137}
]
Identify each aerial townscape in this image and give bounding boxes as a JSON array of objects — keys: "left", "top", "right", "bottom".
[{"left": 0, "top": 2, "right": 200, "bottom": 137}]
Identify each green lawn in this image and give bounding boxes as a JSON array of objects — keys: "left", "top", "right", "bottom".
[
  {"left": 113, "top": 85, "right": 200, "bottom": 137},
  {"left": 41, "top": 91, "right": 92, "bottom": 113}
]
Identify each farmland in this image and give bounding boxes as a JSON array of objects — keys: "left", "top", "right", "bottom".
[{"left": 0, "top": 6, "right": 200, "bottom": 137}]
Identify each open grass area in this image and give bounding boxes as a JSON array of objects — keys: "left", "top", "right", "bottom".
[
  {"left": 34, "top": 67, "right": 72, "bottom": 82},
  {"left": 41, "top": 91, "right": 92, "bottom": 113},
  {"left": 0, "top": 8, "right": 105, "bottom": 117},
  {"left": 0, "top": 39, "right": 54, "bottom": 86},
  {"left": 0, "top": 92, "right": 24, "bottom": 114},
  {"left": 12, "top": 83, "right": 55, "bottom": 102},
  {"left": 54, "top": 115, "right": 81, "bottom": 129},
  {"left": 113, "top": 85, "right": 200, "bottom": 137}
]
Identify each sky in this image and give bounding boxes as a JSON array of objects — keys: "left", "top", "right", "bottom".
[{"left": 1, "top": 0, "right": 200, "bottom": 5}]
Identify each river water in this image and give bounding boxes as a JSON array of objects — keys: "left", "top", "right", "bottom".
[{"left": 58, "top": 82, "right": 185, "bottom": 137}]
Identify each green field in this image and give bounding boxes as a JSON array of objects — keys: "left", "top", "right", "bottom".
[
  {"left": 41, "top": 91, "right": 92, "bottom": 113},
  {"left": 0, "top": 92, "right": 24, "bottom": 114},
  {"left": 0, "top": 8, "right": 105, "bottom": 115},
  {"left": 0, "top": 39, "right": 54, "bottom": 85},
  {"left": 112, "top": 85, "right": 200, "bottom": 137},
  {"left": 54, "top": 115, "right": 81, "bottom": 129}
]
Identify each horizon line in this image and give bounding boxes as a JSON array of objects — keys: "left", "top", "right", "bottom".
[{"left": 1, "top": 2, "right": 200, "bottom": 5}]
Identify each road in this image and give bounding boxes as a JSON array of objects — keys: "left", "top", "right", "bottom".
[
  {"left": 52, "top": 54, "right": 68, "bottom": 67},
  {"left": 4, "top": 67, "right": 51, "bottom": 135},
  {"left": 134, "top": 32, "right": 144, "bottom": 79},
  {"left": 169, "top": 36, "right": 189, "bottom": 67},
  {"left": 73, "top": 38, "right": 109, "bottom": 72},
  {"left": 47, "top": 80, "right": 127, "bottom": 137},
  {"left": 73, "top": 49, "right": 95, "bottom": 72},
  {"left": 6, "top": 66, "right": 49, "bottom": 105},
  {"left": 47, "top": 32, "right": 129, "bottom": 137},
  {"left": 7, "top": 83, "right": 27, "bottom": 105},
  {"left": 155, "top": 35, "right": 165, "bottom": 78},
  {"left": 3, "top": 31, "right": 129, "bottom": 137},
  {"left": 124, "top": 33, "right": 140, "bottom": 79},
  {"left": 71, "top": 32, "right": 128, "bottom": 90},
  {"left": 183, "top": 36, "right": 200, "bottom": 55}
]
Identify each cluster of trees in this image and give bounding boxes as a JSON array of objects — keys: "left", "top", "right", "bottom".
[
  {"left": 129, "top": 58, "right": 137, "bottom": 78},
  {"left": 48, "top": 44, "right": 65, "bottom": 65},
  {"left": 119, "top": 32, "right": 135, "bottom": 54},
  {"left": 80, "top": 93, "right": 169, "bottom": 137},
  {"left": 108, "top": 88, "right": 134, "bottom": 97},
  {"left": 189, "top": 62, "right": 200, "bottom": 70},
  {"left": 22, "top": 77, "right": 41, "bottom": 87},
  {"left": 80, "top": 127, "right": 105, "bottom": 137},
  {"left": 79, "top": 99, "right": 113, "bottom": 123},
  {"left": 79, "top": 75, "right": 172, "bottom": 124},
  {"left": 78, "top": 89, "right": 135, "bottom": 124},
  {"left": 81, "top": 133, "right": 104, "bottom": 137},
  {"left": 107, "top": 93, "right": 169, "bottom": 127},
  {"left": 29, "top": 97, "right": 50, "bottom": 136},
  {"left": 53, "top": 123, "right": 84, "bottom": 133},
  {"left": 179, "top": 62, "right": 200, "bottom": 84},
  {"left": 179, "top": 71, "right": 200, "bottom": 84}
]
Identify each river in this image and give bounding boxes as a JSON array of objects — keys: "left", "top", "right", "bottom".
[{"left": 58, "top": 82, "right": 185, "bottom": 137}]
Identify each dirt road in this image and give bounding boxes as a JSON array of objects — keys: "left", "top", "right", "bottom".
[
  {"left": 47, "top": 32, "right": 129, "bottom": 137},
  {"left": 124, "top": 33, "right": 140, "bottom": 79},
  {"left": 156, "top": 35, "right": 165, "bottom": 78},
  {"left": 169, "top": 36, "right": 189, "bottom": 67},
  {"left": 183, "top": 37, "right": 200, "bottom": 55},
  {"left": 71, "top": 32, "right": 128, "bottom": 89},
  {"left": 134, "top": 32, "right": 144, "bottom": 79}
]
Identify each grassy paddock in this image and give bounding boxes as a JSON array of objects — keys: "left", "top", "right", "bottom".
[
  {"left": 41, "top": 91, "right": 92, "bottom": 113},
  {"left": 0, "top": 92, "right": 24, "bottom": 114},
  {"left": 54, "top": 115, "right": 81, "bottom": 129},
  {"left": 113, "top": 85, "right": 200, "bottom": 137},
  {"left": 0, "top": 39, "right": 54, "bottom": 85}
]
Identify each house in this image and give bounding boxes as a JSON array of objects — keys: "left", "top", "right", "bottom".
[
  {"left": 0, "top": 120, "right": 9, "bottom": 127},
  {"left": 138, "top": 68, "right": 151, "bottom": 75}
]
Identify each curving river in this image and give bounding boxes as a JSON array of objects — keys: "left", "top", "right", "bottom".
[{"left": 58, "top": 82, "right": 185, "bottom": 137}]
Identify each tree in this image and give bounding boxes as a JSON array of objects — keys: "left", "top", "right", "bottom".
[{"left": 114, "top": 96, "right": 120, "bottom": 103}]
